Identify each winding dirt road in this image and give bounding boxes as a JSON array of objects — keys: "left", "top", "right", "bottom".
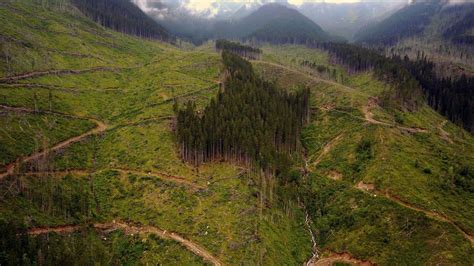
[
  {"left": 311, "top": 134, "right": 343, "bottom": 169},
  {"left": 355, "top": 182, "right": 474, "bottom": 245},
  {"left": 0, "top": 105, "right": 108, "bottom": 180},
  {"left": 311, "top": 133, "right": 474, "bottom": 245},
  {"left": 438, "top": 120, "right": 453, "bottom": 143},
  {"left": 312, "top": 252, "right": 373, "bottom": 266},
  {"left": 27, "top": 222, "right": 223, "bottom": 266},
  {"left": 0, "top": 104, "right": 201, "bottom": 190},
  {"left": 255, "top": 60, "right": 428, "bottom": 135},
  {"left": 362, "top": 97, "right": 427, "bottom": 133}
]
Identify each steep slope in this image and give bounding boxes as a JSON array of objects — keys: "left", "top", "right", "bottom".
[
  {"left": 1, "top": 0, "right": 473, "bottom": 265},
  {"left": 0, "top": 0, "right": 312, "bottom": 265},
  {"left": 252, "top": 44, "right": 474, "bottom": 264},
  {"left": 71, "top": 0, "right": 170, "bottom": 40},
  {"left": 355, "top": 0, "right": 474, "bottom": 48},
  {"left": 352, "top": 1, "right": 473, "bottom": 131},
  {"left": 138, "top": 3, "right": 333, "bottom": 44},
  {"left": 354, "top": 1, "right": 440, "bottom": 45},
  {"left": 442, "top": 6, "right": 474, "bottom": 45},
  {"left": 385, "top": 6, "right": 474, "bottom": 79}
]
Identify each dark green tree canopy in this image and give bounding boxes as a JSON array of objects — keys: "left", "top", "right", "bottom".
[
  {"left": 72, "top": 0, "right": 170, "bottom": 41},
  {"left": 175, "top": 51, "right": 310, "bottom": 174}
]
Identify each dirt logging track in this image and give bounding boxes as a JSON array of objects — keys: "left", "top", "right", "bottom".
[{"left": 28, "top": 222, "right": 223, "bottom": 266}]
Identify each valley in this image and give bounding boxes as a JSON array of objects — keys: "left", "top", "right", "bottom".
[{"left": 0, "top": 0, "right": 473, "bottom": 265}]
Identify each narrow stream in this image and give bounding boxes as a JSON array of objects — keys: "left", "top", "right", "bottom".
[{"left": 304, "top": 208, "right": 319, "bottom": 266}]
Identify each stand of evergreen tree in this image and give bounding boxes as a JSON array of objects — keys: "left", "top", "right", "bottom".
[
  {"left": 442, "top": 7, "right": 474, "bottom": 45},
  {"left": 175, "top": 51, "right": 310, "bottom": 176},
  {"left": 316, "top": 42, "right": 473, "bottom": 132},
  {"left": 215, "top": 40, "right": 262, "bottom": 59},
  {"left": 396, "top": 55, "right": 474, "bottom": 133},
  {"left": 316, "top": 42, "right": 424, "bottom": 111},
  {"left": 71, "top": 0, "right": 170, "bottom": 41}
]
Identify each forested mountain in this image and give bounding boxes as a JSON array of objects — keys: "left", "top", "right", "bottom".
[
  {"left": 355, "top": 0, "right": 474, "bottom": 46},
  {"left": 354, "top": 1, "right": 440, "bottom": 45},
  {"left": 442, "top": 7, "right": 474, "bottom": 45},
  {"left": 236, "top": 4, "right": 333, "bottom": 43},
  {"left": 135, "top": 0, "right": 402, "bottom": 42},
  {"left": 72, "top": 0, "right": 170, "bottom": 41},
  {"left": 138, "top": 2, "right": 333, "bottom": 44}
]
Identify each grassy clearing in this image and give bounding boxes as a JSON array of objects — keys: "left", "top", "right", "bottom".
[
  {"left": 257, "top": 45, "right": 474, "bottom": 263},
  {"left": 0, "top": 1, "right": 314, "bottom": 264},
  {"left": 0, "top": 112, "right": 95, "bottom": 167},
  {"left": 0, "top": 226, "right": 206, "bottom": 265},
  {"left": 2, "top": 0, "right": 472, "bottom": 263},
  {"left": 308, "top": 176, "right": 473, "bottom": 265}
]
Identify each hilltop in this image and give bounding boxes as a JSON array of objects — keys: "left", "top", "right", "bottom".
[
  {"left": 140, "top": 3, "right": 334, "bottom": 45},
  {"left": 235, "top": 4, "right": 332, "bottom": 43}
]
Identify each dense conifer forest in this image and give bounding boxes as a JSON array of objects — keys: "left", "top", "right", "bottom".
[
  {"left": 443, "top": 9, "right": 474, "bottom": 45},
  {"left": 316, "top": 42, "right": 473, "bottom": 132},
  {"left": 317, "top": 43, "right": 424, "bottom": 111},
  {"left": 71, "top": 0, "right": 169, "bottom": 40},
  {"left": 397, "top": 55, "right": 474, "bottom": 132},
  {"left": 175, "top": 51, "right": 310, "bottom": 174},
  {"left": 354, "top": 1, "right": 439, "bottom": 45},
  {"left": 215, "top": 40, "right": 261, "bottom": 59}
]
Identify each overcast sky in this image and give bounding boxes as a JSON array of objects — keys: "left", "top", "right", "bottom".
[
  {"left": 134, "top": 0, "right": 409, "bottom": 15},
  {"left": 176, "top": 0, "right": 376, "bottom": 12},
  {"left": 135, "top": 0, "right": 468, "bottom": 15}
]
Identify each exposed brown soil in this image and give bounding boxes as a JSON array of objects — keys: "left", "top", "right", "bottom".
[
  {"left": 327, "top": 170, "right": 342, "bottom": 181},
  {"left": 355, "top": 185, "right": 474, "bottom": 245},
  {"left": 27, "top": 221, "right": 222, "bottom": 266},
  {"left": 362, "top": 97, "right": 427, "bottom": 133},
  {"left": 311, "top": 134, "right": 343, "bottom": 168},
  {"left": 0, "top": 105, "right": 108, "bottom": 180},
  {"left": 438, "top": 120, "right": 453, "bottom": 143},
  {"left": 355, "top": 181, "right": 375, "bottom": 192},
  {"left": 28, "top": 225, "right": 83, "bottom": 235},
  {"left": 312, "top": 251, "right": 374, "bottom": 266}
]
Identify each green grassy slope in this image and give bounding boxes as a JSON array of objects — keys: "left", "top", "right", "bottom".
[
  {"left": 0, "top": 1, "right": 311, "bottom": 265},
  {"left": 0, "top": 112, "right": 95, "bottom": 167},
  {"left": 254, "top": 45, "right": 474, "bottom": 264},
  {"left": 1, "top": 0, "right": 472, "bottom": 264}
]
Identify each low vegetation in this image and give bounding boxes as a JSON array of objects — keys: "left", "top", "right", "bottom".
[{"left": 0, "top": 0, "right": 472, "bottom": 264}]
